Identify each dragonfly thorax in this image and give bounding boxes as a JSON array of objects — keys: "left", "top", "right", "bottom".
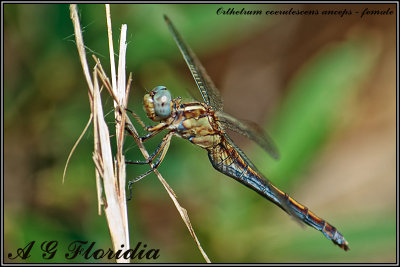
[{"left": 144, "top": 86, "right": 174, "bottom": 121}]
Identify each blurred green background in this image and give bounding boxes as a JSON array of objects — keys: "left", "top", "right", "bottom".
[{"left": 4, "top": 3, "right": 396, "bottom": 263}]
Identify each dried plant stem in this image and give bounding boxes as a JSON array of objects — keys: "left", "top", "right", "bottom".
[
  {"left": 69, "top": 4, "right": 210, "bottom": 263},
  {"left": 106, "top": 5, "right": 129, "bottom": 251},
  {"left": 62, "top": 114, "right": 92, "bottom": 184},
  {"left": 105, "top": 4, "right": 117, "bottom": 91},
  {"left": 92, "top": 68, "right": 128, "bottom": 259},
  {"left": 69, "top": 4, "right": 129, "bottom": 263}
]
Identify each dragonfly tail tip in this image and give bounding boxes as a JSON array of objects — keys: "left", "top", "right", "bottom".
[
  {"left": 334, "top": 240, "right": 350, "bottom": 251},
  {"left": 342, "top": 243, "right": 350, "bottom": 251},
  {"left": 163, "top": 14, "right": 170, "bottom": 22}
]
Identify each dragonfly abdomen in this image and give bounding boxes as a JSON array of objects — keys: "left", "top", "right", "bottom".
[
  {"left": 207, "top": 137, "right": 349, "bottom": 251},
  {"left": 207, "top": 138, "right": 288, "bottom": 210},
  {"left": 274, "top": 186, "right": 349, "bottom": 250}
]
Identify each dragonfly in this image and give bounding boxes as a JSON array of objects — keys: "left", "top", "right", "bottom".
[{"left": 126, "top": 15, "right": 349, "bottom": 251}]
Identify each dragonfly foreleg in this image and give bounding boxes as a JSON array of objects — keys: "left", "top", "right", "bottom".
[
  {"left": 126, "top": 134, "right": 168, "bottom": 165},
  {"left": 126, "top": 108, "right": 169, "bottom": 137},
  {"left": 126, "top": 108, "right": 148, "bottom": 129},
  {"left": 140, "top": 129, "right": 163, "bottom": 143},
  {"left": 138, "top": 123, "right": 169, "bottom": 143},
  {"left": 127, "top": 132, "right": 173, "bottom": 200}
]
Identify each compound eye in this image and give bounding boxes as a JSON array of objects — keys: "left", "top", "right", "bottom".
[
  {"left": 152, "top": 86, "right": 167, "bottom": 94},
  {"left": 153, "top": 88, "right": 172, "bottom": 118}
]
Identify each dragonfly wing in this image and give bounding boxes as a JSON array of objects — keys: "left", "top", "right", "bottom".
[
  {"left": 164, "top": 15, "right": 224, "bottom": 111},
  {"left": 216, "top": 111, "right": 280, "bottom": 160}
]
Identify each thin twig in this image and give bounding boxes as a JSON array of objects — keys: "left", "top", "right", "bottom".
[
  {"left": 105, "top": 4, "right": 117, "bottom": 92},
  {"left": 69, "top": 5, "right": 93, "bottom": 98},
  {"left": 62, "top": 114, "right": 93, "bottom": 184}
]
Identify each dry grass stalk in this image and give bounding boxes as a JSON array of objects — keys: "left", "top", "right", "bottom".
[
  {"left": 68, "top": 4, "right": 210, "bottom": 263},
  {"left": 69, "top": 4, "right": 129, "bottom": 263}
]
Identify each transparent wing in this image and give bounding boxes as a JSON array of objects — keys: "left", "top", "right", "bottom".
[
  {"left": 216, "top": 111, "right": 280, "bottom": 160},
  {"left": 164, "top": 15, "right": 223, "bottom": 111}
]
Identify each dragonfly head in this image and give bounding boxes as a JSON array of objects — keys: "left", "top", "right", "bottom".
[{"left": 144, "top": 86, "right": 173, "bottom": 121}]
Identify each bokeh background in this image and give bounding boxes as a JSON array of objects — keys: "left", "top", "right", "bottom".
[{"left": 4, "top": 3, "right": 396, "bottom": 263}]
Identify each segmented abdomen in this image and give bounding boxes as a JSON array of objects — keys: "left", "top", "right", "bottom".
[{"left": 207, "top": 137, "right": 349, "bottom": 251}]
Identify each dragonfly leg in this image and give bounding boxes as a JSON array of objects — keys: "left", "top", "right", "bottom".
[
  {"left": 126, "top": 133, "right": 169, "bottom": 165},
  {"left": 125, "top": 115, "right": 168, "bottom": 143},
  {"left": 126, "top": 108, "right": 169, "bottom": 136},
  {"left": 140, "top": 130, "right": 163, "bottom": 143},
  {"left": 126, "top": 108, "right": 147, "bottom": 129},
  {"left": 127, "top": 180, "right": 135, "bottom": 201},
  {"left": 125, "top": 123, "right": 168, "bottom": 150},
  {"left": 127, "top": 132, "right": 173, "bottom": 200}
]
